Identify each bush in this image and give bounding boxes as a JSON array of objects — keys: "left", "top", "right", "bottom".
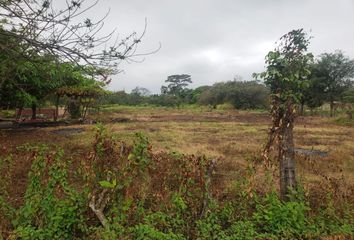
[
  {"left": 0, "top": 110, "right": 15, "bottom": 118},
  {"left": 216, "top": 103, "right": 234, "bottom": 110},
  {"left": 198, "top": 80, "right": 269, "bottom": 110},
  {"left": 253, "top": 192, "right": 313, "bottom": 239},
  {"left": 11, "top": 146, "right": 87, "bottom": 239},
  {"left": 132, "top": 224, "right": 184, "bottom": 240}
]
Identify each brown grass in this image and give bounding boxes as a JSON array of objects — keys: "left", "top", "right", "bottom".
[{"left": 0, "top": 106, "right": 353, "bottom": 209}]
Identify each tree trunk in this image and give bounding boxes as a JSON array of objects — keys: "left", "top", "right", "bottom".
[
  {"left": 82, "top": 101, "right": 90, "bottom": 121},
  {"left": 31, "top": 103, "right": 37, "bottom": 119},
  {"left": 330, "top": 100, "right": 334, "bottom": 117},
  {"left": 16, "top": 106, "right": 23, "bottom": 121},
  {"left": 54, "top": 95, "right": 60, "bottom": 121},
  {"left": 279, "top": 120, "right": 296, "bottom": 201},
  {"left": 300, "top": 103, "right": 304, "bottom": 116},
  {"left": 68, "top": 98, "right": 81, "bottom": 119}
]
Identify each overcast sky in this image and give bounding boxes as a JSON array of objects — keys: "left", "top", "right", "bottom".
[{"left": 82, "top": 0, "right": 354, "bottom": 93}]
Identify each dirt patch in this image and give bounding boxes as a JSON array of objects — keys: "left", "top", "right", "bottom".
[
  {"left": 51, "top": 127, "right": 85, "bottom": 136},
  {"left": 110, "top": 117, "right": 131, "bottom": 123},
  {"left": 294, "top": 148, "right": 328, "bottom": 157},
  {"left": 0, "top": 121, "right": 72, "bottom": 130},
  {"left": 135, "top": 113, "right": 270, "bottom": 123}
]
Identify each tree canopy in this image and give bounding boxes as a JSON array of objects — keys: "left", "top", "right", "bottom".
[
  {"left": 198, "top": 80, "right": 269, "bottom": 109},
  {"left": 0, "top": 0, "right": 157, "bottom": 119},
  {"left": 161, "top": 74, "right": 192, "bottom": 96},
  {"left": 311, "top": 51, "right": 354, "bottom": 116}
]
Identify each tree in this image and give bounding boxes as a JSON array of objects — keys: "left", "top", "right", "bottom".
[
  {"left": 342, "top": 87, "right": 354, "bottom": 119},
  {"left": 0, "top": 47, "right": 58, "bottom": 118},
  {"left": 160, "top": 74, "right": 192, "bottom": 106},
  {"left": 190, "top": 85, "right": 210, "bottom": 104},
  {"left": 161, "top": 74, "right": 192, "bottom": 96},
  {"left": 197, "top": 81, "right": 269, "bottom": 109},
  {"left": 299, "top": 68, "right": 326, "bottom": 115},
  {"left": 131, "top": 87, "right": 151, "bottom": 97},
  {"left": 224, "top": 81, "right": 269, "bottom": 109},
  {"left": 198, "top": 82, "right": 227, "bottom": 108},
  {"left": 313, "top": 51, "right": 354, "bottom": 117},
  {"left": 98, "top": 91, "right": 130, "bottom": 105},
  {"left": 57, "top": 77, "right": 105, "bottom": 120},
  {"left": 0, "top": 41, "right": 105, "bottom": 119},
  {"left": 0, "top": 0, "right": 159, "bottom": 107},
  {"left": 255, "top": 29, "right": 313, "bottom": 200},
  {"left": 0, "top": 0, "right": 158, "bottom": 120},
  {"left": 343, "top": 87, "right": 354, "bottom": 103},
  {"left": 127, "top": 87, "right": 150, "bottom": 105},
  {"left": 0, "top": 0, "right": 154, "bottom": 76}
]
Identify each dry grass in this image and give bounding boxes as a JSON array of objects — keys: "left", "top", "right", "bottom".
[{"left": 1, "top": 105, "right": 353, "bottom": 205}]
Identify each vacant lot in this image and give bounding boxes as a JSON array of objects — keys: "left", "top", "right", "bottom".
[
  {"left": 1, "top": 106, "right": 353, "bottom": 199},
  {"left": 1, "top": 105, "right": 354, "bottom": 239}
]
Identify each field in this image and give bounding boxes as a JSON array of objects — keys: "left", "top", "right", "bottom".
[
  {"left": 2, "top": 105, "right": 353, "bottom": 182},
  {"left": 1, "top": 105, "right": 353, "bottom": 239}
]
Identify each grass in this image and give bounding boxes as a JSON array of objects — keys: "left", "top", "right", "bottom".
[
  {"left": 1, "top": 104, "right": 353, "bottom": 239},
  {"left": 1, "top": 104, "right": 353, "bottom": 189},
  {"left": 1, "top": 105, "right": 353, "bottom": 194},
  {"left": 0, "top": 109, "right": 15, "bottom": 118},
  {"left": 333, "top": 117, "right": 354, "bottom": 126}
]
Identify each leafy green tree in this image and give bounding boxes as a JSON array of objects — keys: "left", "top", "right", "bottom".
[
  {"left": 131, "top": 87, "right": 151, "bottom": 97},
  {"left": 160, "top": 74, "right": 192, "bottom": 106},
  {"left": 128, "top": 87, "right": 150, "bottom": 105},
  {"left": 57, "top": 77, "right": 105, "bottom": 120},
  {"left": 299, "top": 68, "right": 326, "bottom": 115},
  {"left": 99, "top": 91, "right": 130, "bottom": 105},
  {"left": 342, "top": 87, "right": 354, "bottom": 119},
  {"left": 161, "top": 74, "right": 192, "bottom": 96},
  {"left": 198, "top": 81, "right": 269, "bottom": 109},
  {"left": 190, "top": 86, "right": 211, "bottom": 104},
  {"left": 198, "top": 82, "right": 230, "bottom": 108},
  {"left": 0, "top": 34, "right": 106, "bottom": 120},
  {"left": 0, "top": 0, "right": 155, "bottom": 118},
  {"left": 255, "top": 29, "right": 313, "bottom": 200},
  {"left": 0, "top": 50, "right": 58, "bottom": 118},
  {"left": 312, "top": 51, "right": 354, "bottom": 117},
  {"left": 225, "top": 81, "right": 269, "bottom": 109},
  {"left": 343, "top": 87, "right": 354, "bottom": 103}
]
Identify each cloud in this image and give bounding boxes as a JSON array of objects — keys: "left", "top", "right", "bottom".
[{"left": 64, "top": 0, "right": 354, "bottom": 93}]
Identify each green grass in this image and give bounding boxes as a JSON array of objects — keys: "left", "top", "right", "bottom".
[
  {"left": 333, "top": 117, "right": 354, "bottom": 126},
  {"left": 0, "top": 110, "right": 16, "bottom": 118}
]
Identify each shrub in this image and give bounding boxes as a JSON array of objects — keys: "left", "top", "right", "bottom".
[
  {"left": 198, "top": 80, "right": 269, "bottom": 110},
  {"left": 253, "top": 192, "right": 312, "bottom": 239},
  {"left": 11, "top": 146, "right": 87, "bottom": 239}
]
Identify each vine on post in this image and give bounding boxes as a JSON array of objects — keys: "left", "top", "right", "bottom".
[{"left": 254, "top": 29, "right": 313, "bottom": 200}]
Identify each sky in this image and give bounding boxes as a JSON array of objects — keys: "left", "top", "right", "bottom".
[{"left": 76, "top": 0, "right": 354, "bottom": 93}]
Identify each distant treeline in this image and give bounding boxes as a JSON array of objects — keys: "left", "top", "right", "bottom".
[
  {"left": 101, "top": 50, "right": 354, "bottom": 114},
  {"left": 99, "top": 80, "right": 270, "bottom": 109}
]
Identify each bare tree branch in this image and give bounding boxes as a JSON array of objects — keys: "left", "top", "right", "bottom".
[{"left": 0, "top": 0, "right": 160, "bottom": 81}]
